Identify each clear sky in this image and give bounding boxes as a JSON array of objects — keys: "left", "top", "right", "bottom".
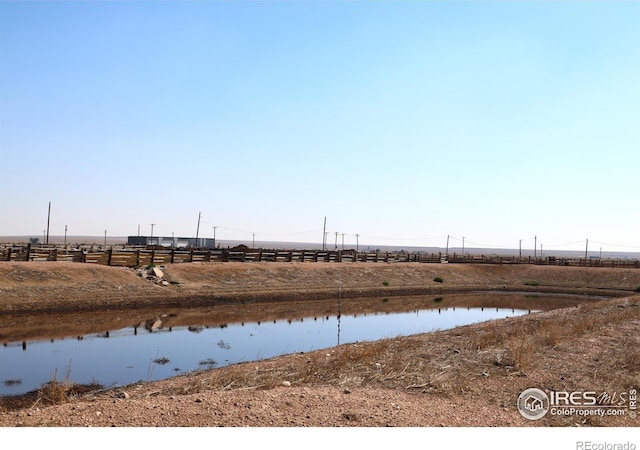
[{"left": 1, "top": 1, "right": 638, "bottom": 253}]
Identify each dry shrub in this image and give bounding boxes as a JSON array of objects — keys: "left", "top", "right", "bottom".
[
  {"left": 36, "top": 368, "right": 100, "bottom": 406},
  {"left": 469, "top": 322, "right": 505, "bottom": 350},
  {"left": 503, "top": 336, "right": 535, "bottom": 370},
  {"left": 536, "top": 321, "right": 566, "bottom": 347}
]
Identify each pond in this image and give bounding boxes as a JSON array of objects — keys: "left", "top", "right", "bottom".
[{"left": 0, "top": 292, "right": 597, "bottom": 396}]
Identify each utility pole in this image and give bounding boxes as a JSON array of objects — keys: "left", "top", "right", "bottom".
[
  {"left": 46, "top": 202, "right": 51, "bottom": 245},
  {"left": 462, "top": 236, "right": 466, "bottom": 256},
  {"left": 252, "top": 233, "right": 255, "bottom": 248},
  {"left": 195, "top": 212, "right": 201, "bottom": 248},
  {"left": 585, "top": 238, "right": 589, "bottom": 259},
  {"left": 335, "top": 232, "right": 338, "bottom": 250},
  {"left": 104, "top": 229, "right": 107, "bottom": 246},
  {"left": 341, "top": 233, "right": 344, "bottom": 250},
  {"left": 150, "top": 224, "right": 155, "bottom": 244},
  {"left": 213, "top": 226, "right": 217, "bottom": 249},
  {"left": 519, "top": 239, "right": 522, "bottom": 258},
  {"left": 137, "top": 224, "right": 140, "bottom": 237},
  {"left": 322, "top": 217, "right": 327, "bottom": 250},
  {"left": 445, "top": 235, "right": 450, "bottom": 256},
  {"left": 534, "top": 235, "right": 537, "bottom": 258},
  {"left": 356, "top": 234, "right": 359, "bottom": 252}
]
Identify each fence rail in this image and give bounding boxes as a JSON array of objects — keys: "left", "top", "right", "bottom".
[{"left": 1, "top": 244, "right": 639, "bottom": 269}]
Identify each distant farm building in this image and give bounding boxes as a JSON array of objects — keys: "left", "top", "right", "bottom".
[{"left": 127, "top": 236, "right": 215, "bottom": 249}]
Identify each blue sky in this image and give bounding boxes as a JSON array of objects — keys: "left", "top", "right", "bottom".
[{"left": 1, "top": 1, "right": 638, "bottom": 252}]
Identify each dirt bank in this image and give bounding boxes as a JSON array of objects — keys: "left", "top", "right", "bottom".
[
  {"left": 0, "top": 261, "right": 639, "bottom": 427},
  {"left": 1, "top": 261, "right": 638, "bottom": 313}
]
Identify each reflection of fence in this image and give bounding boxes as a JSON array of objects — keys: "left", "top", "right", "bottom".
[{"left": 1, "top": 244, "right": 639, "bottom": 269}]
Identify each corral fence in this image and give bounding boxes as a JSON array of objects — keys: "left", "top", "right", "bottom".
[{"left": 1, "top": 244, "right": 639, "bottom": 269}]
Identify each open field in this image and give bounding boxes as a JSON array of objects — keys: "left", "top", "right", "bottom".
[{"left": 0, "top": 261, "right": 639, "bottom": 426}]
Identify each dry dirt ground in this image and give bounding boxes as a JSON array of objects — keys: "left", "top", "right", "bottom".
[{"left": 0, "top": 261, "right": 639, "bottom": 427}]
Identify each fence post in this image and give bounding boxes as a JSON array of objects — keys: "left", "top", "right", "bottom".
[
  {"left": 170, "top": 249, "right": 175, "bottom": 264},
  {"left": 107, "top": 248, "right": 113, "bottom": 266},
  {"left": 6, "top": 247, "right": 11, "bottom": 262}
]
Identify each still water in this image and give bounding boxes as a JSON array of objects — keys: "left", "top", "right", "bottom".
[{"left": 0, "top": 293, "right": 568, "bottom": 396}]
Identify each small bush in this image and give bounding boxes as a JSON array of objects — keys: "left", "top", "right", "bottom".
[
  {"left": 433, "top": 277, "right": 444, "bottom": 283},
  {"left": 382, "top": 280, "right": 389, "bottom": 286},
  {"left": 382, "top": 298, "right": 389, "bottom": 303},
  {"left": 433, "top": 297, "right": 444, "bottom": 303},
  {"left": 524, "top": 281, "right": 539, "bottom": 286},
  {"left": 634, "top": 286, "right": 640, "bottom": 293}
]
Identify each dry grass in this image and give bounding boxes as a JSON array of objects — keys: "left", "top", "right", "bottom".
[{"left": 154, "top": 296, "right": 639, "bottom": 414}]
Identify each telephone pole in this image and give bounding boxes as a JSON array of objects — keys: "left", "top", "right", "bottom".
[
  {"left": 534, "top": 235, "right": 537, "bottom": 258},
  {"left": 195, "top": 212, "right": 201, "bottom": 247},
  {"left": 46, "top": 202, "right": 51, "bottom": 245},
  {"left": 322, "top": 217, "right": 327, "bottom": 250},
  {"left": 585, "top": 238, "right": 589, "bottom": 259},
  {"left": 356, "top": 234, "right": 359, "bottom": 252}
]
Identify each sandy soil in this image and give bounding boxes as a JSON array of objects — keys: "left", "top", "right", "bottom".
[{"left": 0, "top": 261, "right": 639, "bottom": 427}]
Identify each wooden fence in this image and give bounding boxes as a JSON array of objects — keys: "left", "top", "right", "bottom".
[{"left": 1, "top": 244, "right": 639, "bottom": 269}]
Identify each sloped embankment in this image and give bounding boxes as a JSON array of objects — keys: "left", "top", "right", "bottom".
[{"left": 0, "top": 261, "right": 638, "bottom": 313}]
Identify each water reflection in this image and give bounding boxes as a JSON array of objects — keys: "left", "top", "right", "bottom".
[{"left": 0, "top": 292, "right": 601, "bottom": 396}]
